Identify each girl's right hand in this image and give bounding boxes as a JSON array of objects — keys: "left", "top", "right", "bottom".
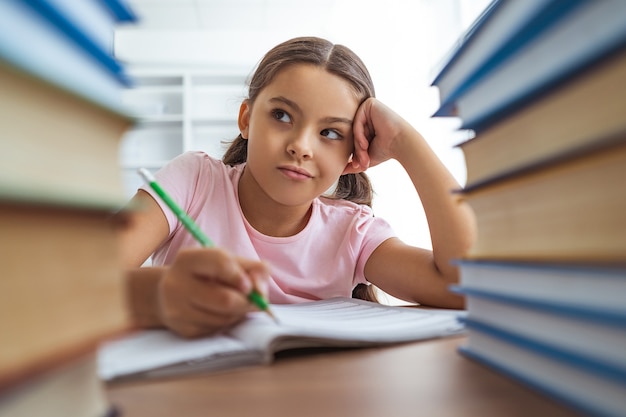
[
  {"left": 158, "top": 247, "right": 271, "bottom": 338},
  {"left": 347, "top": 97, "right": 416, "bottom": 173}
]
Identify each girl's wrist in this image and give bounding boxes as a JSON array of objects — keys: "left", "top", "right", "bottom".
[
  {"left": 126, "top": 267, "right": 166, "bottom": 328},
  {"left": 389, "top": 125, "right": 424, "bottom": 165}
]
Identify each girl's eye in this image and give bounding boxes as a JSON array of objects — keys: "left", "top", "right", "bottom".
[
  {"left": 321, "top": 129, "right": 341, "bottom": 140},
  {"left": 271, "top": 109, "right": 291, "bottom": 123}
]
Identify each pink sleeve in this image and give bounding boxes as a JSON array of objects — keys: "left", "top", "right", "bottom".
[
  {"left": 353, "top": 214, "right": 396, "bottom": 286},
  {"left": 139, "top": 151, "right": 207, "bottom": 235}
]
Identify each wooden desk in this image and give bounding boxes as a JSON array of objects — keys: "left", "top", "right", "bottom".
[{"left": 106, "top": 335, "right": 581, "bottom": 417}]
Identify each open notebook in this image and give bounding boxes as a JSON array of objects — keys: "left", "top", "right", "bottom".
[{"left": 98, "top": 297, "right": 465, "bottom": 381}]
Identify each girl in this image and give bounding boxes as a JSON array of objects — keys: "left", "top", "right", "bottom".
[{"left": 121, "top": 37, "right": 475, "bottom": 338}]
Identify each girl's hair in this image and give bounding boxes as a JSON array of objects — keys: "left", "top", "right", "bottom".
[{"left": 222, "top": 37, "right": 379, "bottom": 302}]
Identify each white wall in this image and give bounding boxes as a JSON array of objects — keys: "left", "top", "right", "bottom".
[{"left": 117, "top": 0, "right": 490, "bottom": 290}]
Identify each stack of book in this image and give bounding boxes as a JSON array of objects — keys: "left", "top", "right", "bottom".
[
  {"left": 432, "top": 1, "right": 626, "bottom": 416},
  {"left": 0, "top": 1, "right": 136, "bottom": 416}
]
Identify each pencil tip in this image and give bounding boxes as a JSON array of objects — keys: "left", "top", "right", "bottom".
[{"left": 267, "top": 309, "right": 280, "bottom": 324}]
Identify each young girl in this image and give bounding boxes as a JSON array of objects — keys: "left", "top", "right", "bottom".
[{"left": 121, "top": 37, "right": 475, "bottom": 338}]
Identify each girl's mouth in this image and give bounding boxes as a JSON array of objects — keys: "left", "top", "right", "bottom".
[{"left": 278, "top": 166, "right": 313, "bottom": 180}]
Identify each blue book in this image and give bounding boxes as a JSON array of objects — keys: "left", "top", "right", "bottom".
[
  {"left": 460, "top": 319, "right": 626, "bottom": 417},
  {"left": 453, "top": 286, "right": 626, "bottom": 372},
  {"left": 99, "top": 0, "right": 137, "bottom": 22},
  {"left": 433, "top": 0, "right": 626, "bottom": 130},
  {"left": 431, "top": 0, "right": 578, "bottom": 108},
  {"left": 42, "top": 0, "right": 137, "bottom": 54},
  {"left": 454, "top": 260, "right": 626, "bottom": 312},
  {"left": 0, "top": 0, "right": 136, "bottom": 112}
]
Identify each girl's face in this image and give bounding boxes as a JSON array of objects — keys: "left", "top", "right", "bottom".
[{"left": 239, "top": 64, "right": 360, "bottom": 208}]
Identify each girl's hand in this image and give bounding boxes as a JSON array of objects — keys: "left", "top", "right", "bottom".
[
  {"left": 345, "top": 97, "right": 416, "bottom": 174},
  {"left": 158, "top": 247, "right": 271, "bottom": 338}
]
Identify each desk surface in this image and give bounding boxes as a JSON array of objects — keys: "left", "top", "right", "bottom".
[{"left": 106, "top": 335, "right": 581, "bottom": 417}]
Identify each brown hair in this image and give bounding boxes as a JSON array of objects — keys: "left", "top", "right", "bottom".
[{"left": 222, "top": 37, "right": 379, "bottom": 302}]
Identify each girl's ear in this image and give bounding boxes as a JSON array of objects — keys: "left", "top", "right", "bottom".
[{"left": 238, "top": 100, "right": 250, "bottom": 139}]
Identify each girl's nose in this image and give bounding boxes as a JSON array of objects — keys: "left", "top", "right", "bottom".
[{"left": 286, "top": 130, "right": 314, "bottom": 159}]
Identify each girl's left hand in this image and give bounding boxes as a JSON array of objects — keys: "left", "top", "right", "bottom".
[{"left": 344, "top": 97, "right": 415, "bottom": 174}]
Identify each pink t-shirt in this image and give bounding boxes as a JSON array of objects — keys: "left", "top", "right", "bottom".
[{"left": 140, "top": 151, "right": 396, "bottom": 304}]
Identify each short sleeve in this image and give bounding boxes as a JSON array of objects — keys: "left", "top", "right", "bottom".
[
  {"left": 139, "top": 151, "right": 208, "bottom": 235},
  {"left": 353, "top": 213, "right": 395, "bottom": 286}
]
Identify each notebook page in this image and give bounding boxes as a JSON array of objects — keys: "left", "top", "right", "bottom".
[
  {"left": 231, "top": 298, "right": 465, "bottom": 353},
  {"left": 98, "top": 329, "right": 249, "bottom": 380},
  {"left": 98, "top": 298, "right": 466, "bottom": 380}
]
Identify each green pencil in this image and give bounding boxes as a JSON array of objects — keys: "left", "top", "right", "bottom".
[{"left": 138, "top": 168, "right": 278, "bottom": 323}]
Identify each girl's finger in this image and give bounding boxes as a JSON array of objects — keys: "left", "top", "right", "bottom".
[
  {"left": 173, "top": 248, "right": 258, "bottom": 294},
  {"left": 232, "top": 257, "right": 272, "bottom": 301},
  {"left": 160, "top": 273, "right": 253, "bottom": 337}
]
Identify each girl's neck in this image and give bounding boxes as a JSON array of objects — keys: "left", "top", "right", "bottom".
[{"left": 237, "top": 168, "right": 313, "bottom": 238}]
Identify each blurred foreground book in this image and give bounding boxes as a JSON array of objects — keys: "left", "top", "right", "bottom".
[{"left": 0, "top": 0, "right": 136, "bottom": 416}]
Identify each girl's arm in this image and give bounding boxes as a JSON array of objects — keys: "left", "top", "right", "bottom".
[
  {"left": 117, "top": 190, "right": 170, "bottom": 328},
  {"left": 119, "top": 190, "right": 170, "bottom": 268},
  {"left": 119, "top": 191, "right": 270, "bottom": 337},
  {"left": 350, "top": 98, "right": 476, "bottom": 308}
]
